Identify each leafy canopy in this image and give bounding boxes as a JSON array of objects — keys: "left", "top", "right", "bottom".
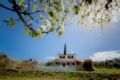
[{"left": 0, "top": 0, "right": 119, "bottom": 38}]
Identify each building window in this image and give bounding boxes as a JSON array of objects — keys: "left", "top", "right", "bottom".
[
  {"left": 72, "top": 63, "right": 75, "bottom": 65},
  {"left": 60, "top": 62, "right": 65, "bottom": 66},
  {"left": 68, "top": 56, "right": 74, "bottom": 59},
  {"left": 56, "top": 62, "right": 60, "bottom": 65},
  {"left": 67, "top": 62, "right": 69, "bottom": 65},
  {"left": 60, "top": 56, "right": 65, "bottom": 59},
  {"left": 67, "top": 62, "right": 75, "bottom": 66}
]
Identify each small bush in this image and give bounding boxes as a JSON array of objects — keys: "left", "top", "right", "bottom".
[
  {"left": 45, "top": 60, "right": 57, "bottom": 66},
  {"left": 83, "top": 59, "right": 94, "bottom": 71}
]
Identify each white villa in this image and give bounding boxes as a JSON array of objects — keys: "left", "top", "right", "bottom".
[{"left": 55, "top": 44, "right": 81, "bottom": 67}]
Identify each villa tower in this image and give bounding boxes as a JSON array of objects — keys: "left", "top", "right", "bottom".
[{"left": 55, "top": 44, "right": 77, "bottom": 67}]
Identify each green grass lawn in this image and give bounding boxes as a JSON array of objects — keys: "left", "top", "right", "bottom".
[{"left": 0, "top": 68, "right": 120, "bottom": 80}]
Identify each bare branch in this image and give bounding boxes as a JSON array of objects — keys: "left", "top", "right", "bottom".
[
  {"left": 0, "top": 3, "right": 15, "bottom": 12},
  {"left": 11, "top": 0, "right": 34, "bottom": 31}
]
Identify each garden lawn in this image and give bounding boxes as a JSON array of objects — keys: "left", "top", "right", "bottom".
[{"left": 0, "top": 68, "right": 120, "bottom": 80}]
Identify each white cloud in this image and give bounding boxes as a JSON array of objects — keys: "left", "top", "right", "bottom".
[
  {"left": 45, "top": 56, "right": 55, "bottom": 60},
  {"left": 89, "top": 51, "right": 120, "bottom": 61}
]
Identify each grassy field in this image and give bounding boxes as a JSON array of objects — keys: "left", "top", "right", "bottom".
[{"left": 0, "top": 68, "right": 120, "bottom": 80}]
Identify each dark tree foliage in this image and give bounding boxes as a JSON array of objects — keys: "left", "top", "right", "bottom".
[{"left": 83, "top": 59, "right": 94, "bottom": 71}]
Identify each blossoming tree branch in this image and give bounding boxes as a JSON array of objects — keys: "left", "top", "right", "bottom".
[{"left": 0, "top": 0, "right": 119, "bottom": 37}]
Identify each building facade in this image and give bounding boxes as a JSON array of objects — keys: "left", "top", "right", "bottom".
[{"left": 55, "top": 44, "right": 81, "bottom": 67}]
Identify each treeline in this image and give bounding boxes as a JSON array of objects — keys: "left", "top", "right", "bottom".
[
  {"left": 46, "top": 59, "right": 94, "bottom": 71},
  {"left": 45, "top": 58, "right": 120, "bottom": 71},
  {"left": 94, "top": 58, "right": 120, "bottom": 69},
  {"left": 1, "top": 52, "right": 120, "bottom": 71},
  {"left": 0, "top": 52, "right": 38, "bottom": 69}
]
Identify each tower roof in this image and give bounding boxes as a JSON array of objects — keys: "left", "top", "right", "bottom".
[{"left": 64, "top": 43, "right": 66, "bottom": 55}]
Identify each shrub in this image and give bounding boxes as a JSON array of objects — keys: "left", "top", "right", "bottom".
[
  {"left": 0, "top": 53, "right": 13, "bottom": 69},
  {"left": 45, "top": 60, "right": 57, "bottom": 66},
  {"left": 83, "top": 59, "right": 94, "bottom": 71},
  {"left": 16, "top": 59, "right": 38, "bottom": 69}
]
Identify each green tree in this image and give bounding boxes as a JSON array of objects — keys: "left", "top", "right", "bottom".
[
  {"left": 46, "top": 60, "right": 57, "bottom": 66},
  {"left": 83, "top": 59, "right": 94, "bottom": 71},
  {"left": 0, "top": 0, "right": 119, "bottom": 38}
]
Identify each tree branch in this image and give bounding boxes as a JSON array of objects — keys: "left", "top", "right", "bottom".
[
  {"left": 1, "top": 0, "right": 53, "bottom": 35},
  {"left": 28, "top": 0, "right": 30, "bottom": 12},
  {"left": 19, "top": 10, "right": 42, "bottom": 15},
  {"left": 12, "top": 0, "right": 34, "bottom": 31},
  {"left": 0, "top": 3, "right": 15, "bottom": 12}
]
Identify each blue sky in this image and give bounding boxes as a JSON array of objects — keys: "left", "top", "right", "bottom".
[{"left": 0, "top": 1, "right": 120, "bottom": 61}]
